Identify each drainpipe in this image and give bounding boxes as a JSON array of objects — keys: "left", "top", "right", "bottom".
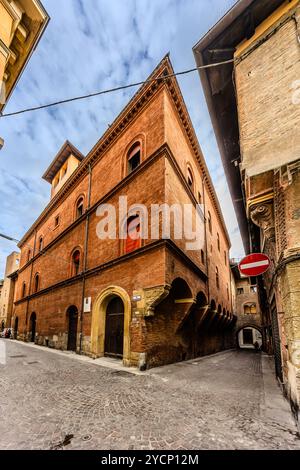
[
  {"left": 25, "top": 230, "right": 37, "bottom": 341},
  {"left": 79, "top": 164, "right": 92, "bottom": 354}
]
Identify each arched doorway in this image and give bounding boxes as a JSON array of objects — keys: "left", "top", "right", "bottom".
[
  {"left": 237, "top": 326, "right": 262, "bottom": 349},
  {"left": 67, "top": 306, "right": 78, "bottom": 351},
  {"left": 91, "top": 286, "right": 131, "bottom": 365},
  {"left": 29, "top": 313, "right": 36, "bottom": 343},
  {"left": 104, "top": 296, "right": 124, "bottom": 358},
  {"left": 14, "top": 317, "right": 18, "bottom": 339}
]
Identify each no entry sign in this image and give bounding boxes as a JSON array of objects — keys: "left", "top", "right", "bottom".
[{"left": 238, "top": 253, "right": 270, "bottom": 277}]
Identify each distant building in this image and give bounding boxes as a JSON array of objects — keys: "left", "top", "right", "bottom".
[
  {"left": 13, "top": 56, "right": 236, "bottom": 369},
  {"left": 194, "top": 0, "right": 300, "bottom": 421},
  {"left": 0, "top": 251, "right": 20, "bottom": 329},
  {"left": 231, "top": 261, "right": 262, "bottom": 350},
  {"left": 0, "top": 0, "right": 49, "bottom": 112}
]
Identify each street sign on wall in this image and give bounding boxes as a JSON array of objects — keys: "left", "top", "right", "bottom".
[{"left": 238, "top": 253, "right": 270, "bottom": 277}]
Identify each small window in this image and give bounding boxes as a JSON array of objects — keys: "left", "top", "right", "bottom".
[
  {"left": 54, "top": 215, "right": 60, "bottom": 228},
  {"left": 76, "top": 198, "right": 84, "bottom": 219},
  {"left": 38, "top": 237, "right": 43, "bottom": 252},
  {"left": 27, "top": 250, "right": 31, "bottom": 262},
  {"left": 198, "top": 192, "right": 202, "bottom": 204},
  {"left": 250, "top": 286, "right": 257, "bottom": 293},
  {"left": 34, "top": 274, "right": 40, "bottom": 293},
  {"left": 237, "top": 287, "right": 244, "bottom": 295},
  {"left": 125, "top": 215, "right": 141, "bottom": 254},
  {"left": 72, "top": 250, "right": 81, "bottom": 276},
  {"left": 201, "top": 249, "right": 205, "bottom": 264},
  {"left": 61, "top": 163, "right": 68, "bottom": 178},
  {"left": 217, "top": 233, "right": 220, "bottom": 251},
  {"left": 216, "top": 267, "right": 219, "bottom": 289},
  {"left": 53, "top": 177, "right": 59, "bottom": 188},
  {"left": 208, "top": 211, "right": 212, "bottom": 234},
  {"left": 227, "top": 285, "right": 229, "bottom": 300},
  {"left": 22, "top": 282, "right": 26, "bottom": 298},
  {"left": 187, "top": 167, "right": 194, "bottom": 191},
  {"left": 128, "top": 143, "right": 141, "bottom": 174},
  {"left": 224, "top": 251, "right": 227, "bottom": 265}
]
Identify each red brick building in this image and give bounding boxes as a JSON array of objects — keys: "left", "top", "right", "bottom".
[{"left": 12, "top": 56, "right": 235, "bottom": 369}]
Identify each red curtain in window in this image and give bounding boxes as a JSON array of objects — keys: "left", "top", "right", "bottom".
[{"left": 125, "top": 217, "right": 141, "bottom": 253}]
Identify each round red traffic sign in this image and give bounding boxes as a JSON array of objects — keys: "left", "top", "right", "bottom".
[{"left": 238, "top": 253, "right": 270, "bottom": 277}]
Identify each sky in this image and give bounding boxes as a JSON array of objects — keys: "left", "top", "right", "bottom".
[{"left": 0, "top": 0, "right": 244, "bottom": 278}]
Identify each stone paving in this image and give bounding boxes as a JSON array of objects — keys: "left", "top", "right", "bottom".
[{"left": 0, "top": 340, "right": 299, "bottom": 450}]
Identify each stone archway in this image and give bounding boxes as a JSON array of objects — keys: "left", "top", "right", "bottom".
[
  {"left": 236, "top": 325, "right": 263, "bottom": 350},
  {"left": 91, "top": 286, "right": 131, "bottom": 366}
]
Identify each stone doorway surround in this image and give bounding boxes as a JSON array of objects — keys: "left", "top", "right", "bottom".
[{"left": 90, "top": 286, "right": 131, "bottom": 366}]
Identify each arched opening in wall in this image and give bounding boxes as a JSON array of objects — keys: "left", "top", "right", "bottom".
[
  {"left": 76, "top": 197, "right": 84, "bottom": 219},
  {"left": 1, "top": 320, "right": 4, "bottom": 331},
  {"left": 29, "top": 312, "right": 37, "bottom": 343},
  {"left": 38, "top": 236, "right": 43, "bottom": 252},
  {"left": 34, "top": 274, "right": 40, "bottom": 293},
  {"left": 237, "top": 326, "right": 262, "bottom": 350},
  {"left": 22, "top": 282, "right": 26, "bottom": 298},
  {"left": 71, "top": 250, "right": 81, "bottom": 276},
  {"left": 14, "top": 317, "right": 18, "bottom": 339},
  {"left": 124, "top": 215, "right": 141, "bottom": 254},
  {"left": 67, "top": 306, "right": 78, "bottom": 351},
  {"left": 127, "top": 142, "right": 141, "bottom": 174},
  {"left": 104, "top": 296, "right": 124, "bottom": 359},
  {"left": 187, "top": 166, "right": 194, "bottom": 192}
]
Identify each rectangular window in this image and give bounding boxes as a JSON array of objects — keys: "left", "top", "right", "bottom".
[
  {"left": 201, "top": 250, "right": 205, "bottom": 264},
  {"left": 250, "top": 286, "right": 257, "bottom": 293},
  {"left": 237, "top": 288, "right": 244, "bottom": 295},
  {"left": 54, "top": 215, "right": 60, "bottom": 228}
]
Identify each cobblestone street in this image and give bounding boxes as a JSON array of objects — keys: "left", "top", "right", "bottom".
[{"left": 0, "top": 340, "right": 299, "bottom": 450}]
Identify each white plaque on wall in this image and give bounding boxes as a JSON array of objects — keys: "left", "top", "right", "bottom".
[{"left": 84, "top": 297, "right": 92, "bottom": 313}]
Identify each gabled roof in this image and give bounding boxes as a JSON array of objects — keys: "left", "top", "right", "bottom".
[{"left": 42, "top": 140, "right": 85, "bottom": 183}]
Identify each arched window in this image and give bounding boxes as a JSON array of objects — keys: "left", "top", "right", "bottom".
[
  {"left": 208, "top": 211, "right": 212, "bottom": 234},
  {"left": 217, "top": 232, "right": 220, "bottom": 251},
  {"left": 187, "top": 167, "right": 194, "bottom": 191},
  {"left": 216, "top": 267, "right": 219, "bottom": 289},
  {"left": 72, "top": 250, "right": 81, "bottom": 276},
  {"left": 34, "top": 274, "right": 40, "bottom": 293},
  {"left": 76, "top": 197, "right": 84, "bottom": 219},
  {"left": 127, "top": 142, "right": 141, "bottom": 174},
  {"left": 125, "top": 215, "right": 141, "bottom": 254},
  {"left": 22, "top": 282, "right": 26, "bottom": 298},
  {"left": 27, "top": 249, "right": 31, "bottom": 262},
  {"left": 200, "top": 249, "right": 205, "bottom": 264},
  {"left": 38, "top": 236, "right": 43, "bottom": 252},
  {"left": 198, "top": 191, "right": 202, "bottom": 204}
]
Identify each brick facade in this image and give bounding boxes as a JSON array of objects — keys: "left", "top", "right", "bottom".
[{"left": 12, "top": 57, "right": 235, "bottom": 368}]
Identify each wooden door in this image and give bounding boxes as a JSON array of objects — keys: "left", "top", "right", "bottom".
[{"left": 104, "top": 297, "right": 124, "bottom": 358}]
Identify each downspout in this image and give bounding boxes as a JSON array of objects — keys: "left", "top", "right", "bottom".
[
  {"left": 25, "top": 229, "right": 37, "bottom": 340},
  {"left": 79, "top": 163, "right": 92, "bottom": 354},
  {"left": 202, "top": 174, "right": 210, "bottom": 305}
]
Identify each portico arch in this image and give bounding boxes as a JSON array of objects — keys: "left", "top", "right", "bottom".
[{"left": 91, "top": 286, "right": 131, "bottom": 366}]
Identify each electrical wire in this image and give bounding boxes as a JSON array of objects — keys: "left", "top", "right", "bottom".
[{"left": 0, "top": 59, "right": 234, "bottom": 118}]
